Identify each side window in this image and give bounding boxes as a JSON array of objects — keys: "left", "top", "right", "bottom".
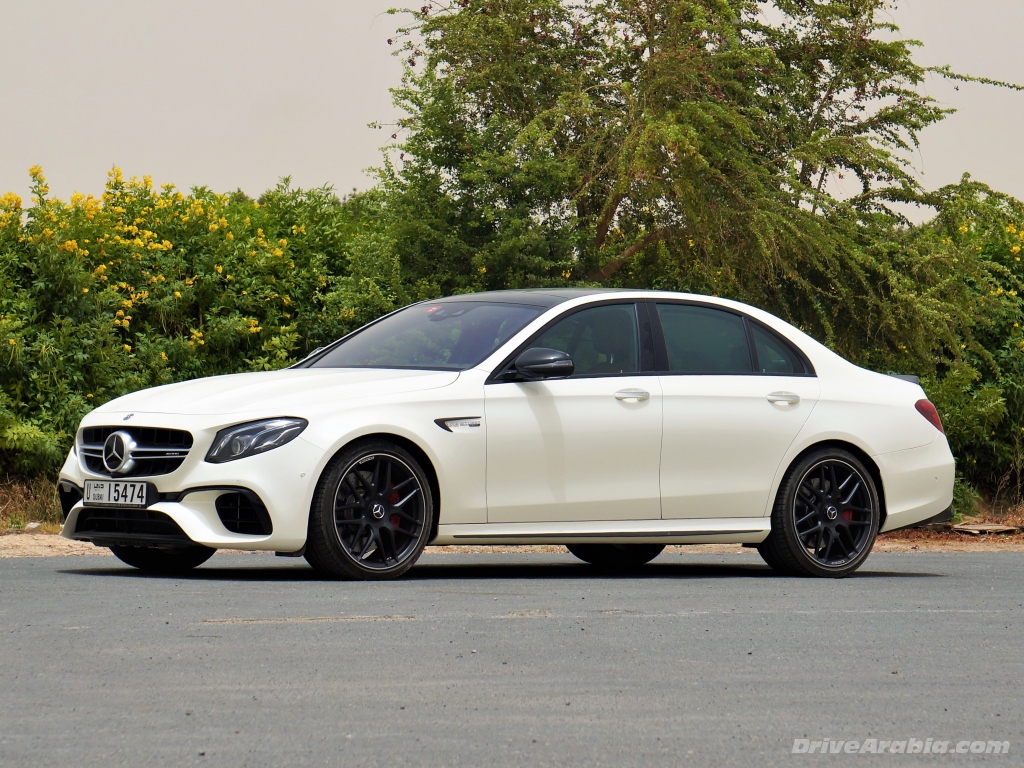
[
  {"left": 528, "top": 304, "right": 639, "bottom": 376},
  {"left": 656, "top": 304, "right": 752, "bottom": 373},
  {"left": 751, "top": 323, "right": 804, "bottom": 375}
]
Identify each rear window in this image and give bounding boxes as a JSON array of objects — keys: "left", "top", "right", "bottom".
[{"left": 309, "top": 302, "right": 543, "bottom": 370}]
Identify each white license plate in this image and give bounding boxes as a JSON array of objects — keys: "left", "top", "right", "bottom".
[{"left": 84, "top": 480, "right": 148, "bottom": 508}]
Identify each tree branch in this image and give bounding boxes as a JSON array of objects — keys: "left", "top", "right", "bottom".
[
  {"left": 588, "top": 228, "right": 672, "bottom": 282},
  {"left": 594, "top": 192, "right": 625, "bottom": 251}
]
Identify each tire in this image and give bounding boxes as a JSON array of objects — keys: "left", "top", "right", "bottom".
[
  {"left": 305, "top": 440, "right": 435, "bottom": 580},
  {"left": 109, "top": 544, "right": 216, "bottom": 574},
  {"left": 566, "top": 543, "right": 665, "bottom": 569},
  {"left": 758, "top": 447, "right": 880, "bottom": 578}
]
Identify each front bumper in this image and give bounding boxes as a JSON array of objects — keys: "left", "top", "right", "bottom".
[{"left": 59, "top": 425, "right": 325, "bottom": 552}]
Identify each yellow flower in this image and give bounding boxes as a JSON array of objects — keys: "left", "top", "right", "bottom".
[
  {"left": 116, "top": 310, "right": 124, "bottom": 317},
  {"left": 214, "top": 264, "right": 223, "bottom": 274},
  {"left": 226, "top": 232, "right": 234, "bottom": 241},
  {"left": 160, "top": 352, "right": 168, "bottom": 361},
  {"left": 208, "top": 224, "right": 219, "bottom": 232},
  {"left": 123, "top": 344, "right": 132, "bottom": 352},
  {"left": 86, "top": 394, "right": 93, "bottom": 399},
  {"left": 1012, "top": 246, "right": 1021, "bottom": 255},
  {"left": 7, "top": 339, "right": 14, "bottom": 346},
  {"left": 958, "top": 225, "right": 969, "bottom": 233},
  {"left": 82, "top": 288, "right": 89, "bottom": 294},
  {"left": 174, "top": 291, "right": 181, "bottom": 298},
  {"left": 278, "top": 238, "right": 288, "bottom": 247}
]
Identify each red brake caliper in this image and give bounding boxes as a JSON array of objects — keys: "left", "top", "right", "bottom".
[{"left": 388, "top": 490, "right": 401, "bottom": 527}]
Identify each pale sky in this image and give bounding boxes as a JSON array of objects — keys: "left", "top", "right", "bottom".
[{"left": 1, "top": 1, "right": 1022, "bottom": 210}]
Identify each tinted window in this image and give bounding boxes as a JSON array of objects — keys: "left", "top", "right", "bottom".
[
  {"left": 528, "top": 304, "right": 639, "bottom": 376},
  {"left": 751, "top": 324, "right": 804, "bottom": 375},
  {"left": 311, "top": 301, "right": 543, "bottom": 370},
  {"left": 656, "top": 304, "right": 752, "bottom": 373}
]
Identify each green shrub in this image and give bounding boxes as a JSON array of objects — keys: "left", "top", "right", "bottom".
[{"left": 0, "top": 168, "right": 400, "bottom": 474}]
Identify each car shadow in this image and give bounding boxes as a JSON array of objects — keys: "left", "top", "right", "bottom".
[{"left": 57, "top": 557, "right": 944, "bottom": 582}]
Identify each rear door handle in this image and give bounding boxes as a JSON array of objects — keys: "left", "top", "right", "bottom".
[
  {"left": 615, "top": 389, "right": 650, "bottom": 403},
  {"left": 767, "top": 391, "right": 800, "bottom": 405}
]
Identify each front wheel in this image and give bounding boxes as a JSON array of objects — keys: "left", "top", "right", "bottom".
[
  {"left": 566, "top": 543, "right": 665, "bottom": 569},
  {"left": 305, "top": 441, "right": 434, "bottom": 580},
  {"left": 758, "top": 448, "right": 880, "bottom": 578},
  {"left": 109, "top": 544, "right": 216, "bottom": 573}
]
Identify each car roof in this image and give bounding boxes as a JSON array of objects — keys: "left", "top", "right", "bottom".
[{"left": 433, "top": 288, "right": 624, "bottom": 308}]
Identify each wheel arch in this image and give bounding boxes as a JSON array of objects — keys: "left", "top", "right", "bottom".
[
  {"left": 782, "top": 440, "right": 888, "bottom": 529},
  {"left": 312, "top": 432, "right": 442, "bottom": 544}
]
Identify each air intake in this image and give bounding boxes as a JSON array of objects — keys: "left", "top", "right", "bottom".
[{"left": 216, "top": 492, "right": 272, "bottom": 536}]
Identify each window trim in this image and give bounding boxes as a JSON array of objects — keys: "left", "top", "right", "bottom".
[
  {"left": 647, "top": 300, "right": 816, "bottom": 377},
  {"left": 486, "top": 300, "right": 657, "bottom": 384}
]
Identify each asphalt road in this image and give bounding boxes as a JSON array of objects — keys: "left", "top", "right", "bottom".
[{"left": 1, "top": 550, "right": 1021, "bottom": 767}]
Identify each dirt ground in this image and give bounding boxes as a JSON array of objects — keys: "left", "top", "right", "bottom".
[{"left": 2, "top": 530, "right": 1022, "bottom": 558}]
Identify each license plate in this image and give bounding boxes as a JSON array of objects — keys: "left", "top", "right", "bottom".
[{"left": 84, "top": 480, "right": 148, "bottom": 508}]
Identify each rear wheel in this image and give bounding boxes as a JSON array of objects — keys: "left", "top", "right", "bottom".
[
  {"left": 566, "top": 543, "right": 665, "bottom": 569},
  {"left": 109, "top": 544, "right": 216, "bottom": 574},
  {"left": 305, "top": 441, "right": 434, "bottom": 580},
  {"left": 758, "top": 448, "right": 880, "bottom": 578}
]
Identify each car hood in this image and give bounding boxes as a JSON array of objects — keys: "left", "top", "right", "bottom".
[{"left": 93, "top": 368, "right": 461, "bottom": 417}]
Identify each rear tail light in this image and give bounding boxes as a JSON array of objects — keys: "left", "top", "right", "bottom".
[{"left": 915, "top": 399, "right": 944, "bottom": 433}]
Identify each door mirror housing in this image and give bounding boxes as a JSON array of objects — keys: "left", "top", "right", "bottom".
[{"left": 511, "top": 348, "right": 575, "bottom": 381}]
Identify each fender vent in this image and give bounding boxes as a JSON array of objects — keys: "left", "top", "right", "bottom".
[{"left": 216, "top": 492, "right": 272, "bottom": 536}]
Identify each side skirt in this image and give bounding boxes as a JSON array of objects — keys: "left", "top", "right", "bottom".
[{"left": 432, "top": 517, "right": 770, "bottom": 546}]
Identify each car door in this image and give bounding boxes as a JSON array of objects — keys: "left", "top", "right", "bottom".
[
  {"left": 485, "top": 302, "right": 663, "bottom": 523},
  {"left": 653, "top": 302, "right": 820, "bottom": 519}
]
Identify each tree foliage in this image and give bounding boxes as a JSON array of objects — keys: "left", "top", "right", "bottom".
[{"left": 377, "top": 0, "right": 1024, "bottom": 505}]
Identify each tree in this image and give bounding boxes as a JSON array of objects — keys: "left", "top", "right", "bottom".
[{"left": 381, "top": 0, "right": 1018, "bottom": 362}]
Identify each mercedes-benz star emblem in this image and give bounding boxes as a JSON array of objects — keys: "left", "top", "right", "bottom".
[
  {"left": 825, "top": 505, "right": 839, "bottom": 520},
  {"left": 102, "top": 431, "right": 137, "bottom": 475},
  {"left": 371, "top": 503, "right": 386, "bottom": 520}
]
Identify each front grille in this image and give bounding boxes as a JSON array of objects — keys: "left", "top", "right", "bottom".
[
  {"left": 76, "top": 508, "right": 188, "bottom": 539},
  {"left": 216, "top": 492, "right": 272, "bottom": 536},
  {"left": 79, "top": 426, "right": 193, "bottom": 477}
]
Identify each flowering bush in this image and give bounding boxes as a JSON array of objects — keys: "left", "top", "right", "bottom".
[
  {"left": 2, "top": 166, "right": 1023, "bottom": 512},
  {"left": 0, "top": 167, "right": 399, "bottom": 473}
]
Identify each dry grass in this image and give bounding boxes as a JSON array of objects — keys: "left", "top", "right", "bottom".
[{"left": 0, "top": 475, "right": 63, "bottom": 533}]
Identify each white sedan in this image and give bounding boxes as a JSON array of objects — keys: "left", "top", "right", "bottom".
[{"left": 58, "top": 290, "right": 954, "bottom": 578}]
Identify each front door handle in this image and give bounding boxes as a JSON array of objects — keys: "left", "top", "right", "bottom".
[
  {"left": 767, "top": 391, "right": 800, "bottom": 405},
  {"left": 615, "top": 389, "right": 650, "bottom": 403}
]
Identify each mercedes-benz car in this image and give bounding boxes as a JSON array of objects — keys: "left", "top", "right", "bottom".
[{"left": 58, "top": 289, "right": 954, "bottom": 578}]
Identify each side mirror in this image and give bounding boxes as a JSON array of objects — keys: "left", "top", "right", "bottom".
[{"left": 512, "top": 348, "right": 575, "bottom": 381}]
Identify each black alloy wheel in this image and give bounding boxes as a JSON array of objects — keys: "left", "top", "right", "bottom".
[
  {"left": 566, "top": 543, "right": 665, "bottom": 569},
  {"left": 306, "top": 441, "right": 434, "bottom": 580},
  {"left": 758, "top": 448, "right": 880, "bottom": 578}
]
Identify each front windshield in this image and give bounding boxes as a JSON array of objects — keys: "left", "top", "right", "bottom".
[{"left": 309, "top": 301, "right": 544, "bottom": 370}]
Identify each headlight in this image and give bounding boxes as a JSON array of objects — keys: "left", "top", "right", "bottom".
[{"left": 205, "top": 418, "right": 308, "bottom": 464}]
